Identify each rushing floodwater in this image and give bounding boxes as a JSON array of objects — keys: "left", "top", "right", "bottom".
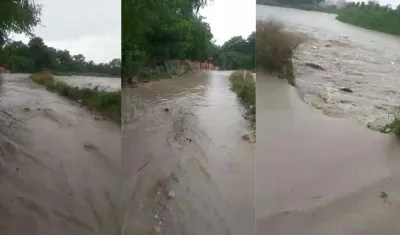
[
  {"left": 0, "top": 73, "right": 120, "bottom": 235},
  {"left": 122, "top": 71, "right": 255, "bottom": 235},
  {"left": 258, "top": 5, "right": 400, "bottom": 129},
  {"left": 257, "top": 6, "right": 400, "bottom": 235},
  {"left": 56, "top": 75, "right": 121, "bottom": 91}
]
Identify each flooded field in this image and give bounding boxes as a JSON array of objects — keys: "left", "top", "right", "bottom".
[
  {"left": 257, "top": 5, "right": 400, "bottom": 129},
  {"left": 122, "top": 71, "right": 255, "bottom": 235},
  {"left": 256, "top": 5, "right": 400, "bottom": 235},
  {"left": 0, "top": 73, "right": 121, "bottom": 235},
  {"left": 56, "top": 75, "right": 120, "bottom": 91}
]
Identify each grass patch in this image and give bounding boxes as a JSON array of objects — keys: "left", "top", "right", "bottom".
[
  {"left": 30, "top": 71, "right": 120, "bottom": 124},
  {"left": 381, "top": 107, "right": 400, "bottom": 136},
  {"left": 229, "top": 70, "right": 255, "bottom": 117}
]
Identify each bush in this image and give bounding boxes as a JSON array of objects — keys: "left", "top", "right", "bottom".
[
  {"left": 30, "top": 72, "right": 121, "bottom": 124},
  {"left": 382, "top": 107, "right": 400, "bottom": 136},
  {"left": 256, "top": 20, "right": 305, "bottom": 71},
  {"left": 229, "top": 70, "right": 255, "bottom": 115}
]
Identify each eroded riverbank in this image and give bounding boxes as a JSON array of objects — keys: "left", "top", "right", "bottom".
[
  {"left": 121, "top": 71, "right": 255, "bottom": 235},
  {"left": 0, "top": 74, "right": 121, "bottom": 235}
]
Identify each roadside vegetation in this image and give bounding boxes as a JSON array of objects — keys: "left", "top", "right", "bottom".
[
  {"left": 336, "top": 2, "right": 400, "bottom": 36},
  {"left": 381, "top": 107, "right": 400, "bottom": 136},
  {"left": 256, "top": 20, "right": 305, "bottom": 86},
  {"left": 30, "top": 71, "right": 120, "bottom": 124},
  {"left": 229, "top": 71, "right": 255, "bottom": 119}
]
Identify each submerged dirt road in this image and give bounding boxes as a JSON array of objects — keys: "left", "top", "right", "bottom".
[
  {"left": 256, "top": 76, "right": 400, "bottom": 235},
  {"left": 122, "top": 71, "right": 255, "bottom": 235},
  {"left": 0, "top": 74, "right": 121, "bottom": 235}
]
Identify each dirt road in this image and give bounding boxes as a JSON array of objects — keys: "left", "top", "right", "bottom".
[{"left": 0, "top": 74, "right": 121, "bottom": 235}]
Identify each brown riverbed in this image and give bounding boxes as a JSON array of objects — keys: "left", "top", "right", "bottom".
[{"left": 0, "top": 73, "right": 121, "bottom": 235}]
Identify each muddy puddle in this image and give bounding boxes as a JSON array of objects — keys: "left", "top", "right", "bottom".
[
  {"left": 256, "top": 5, "right": 400, "bottom": 235},
  {"left": 121, "top": 71, "right": 255, "bottom": 235},
  {"left": 56, "top": 75, "right": 120, "bottom": 91},
  {"left": 257, "top": 5, "right": 400, "bottom": 130},
  {"left": 0, "top": 73, "right": 121, "bottom": 235}
]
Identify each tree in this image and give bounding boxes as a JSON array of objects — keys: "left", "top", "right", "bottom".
[{"left": 0, "top": 0, "right": 42, "bottom": 46}]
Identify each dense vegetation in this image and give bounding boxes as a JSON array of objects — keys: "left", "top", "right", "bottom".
[
  {"left": 30, "top": 72, "right": 120, "bottom": 124},
  {"left": 122, "top": 0, "right": 213, "bottom": 83},
  {"left": 122, "top": 0, "right": 255, "bottom": 85},
  {"left": 0, "top": 0, "right": 42, "bottom": 47},
  {"left": 336, "top": 1, "right": 400, "bottom": 36},
  {"left": 0, "top": 37, "right": 121, "bottom": 77},
  {"left": 213, "top": 32, "right": 255, "bottom": 70}
]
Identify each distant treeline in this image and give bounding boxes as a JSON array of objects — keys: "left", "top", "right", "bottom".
[
  {"left": 0, "top": 37, "right": 121, "bottom": 77},
  {"left": 336, "top": 1, "right": 400, "bottom": 35},
  {"left": 213, "top": 32, "right": 255, "bottom": 71}
]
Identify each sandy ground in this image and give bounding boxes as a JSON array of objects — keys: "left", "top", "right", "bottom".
[
  {"left": 0, "top": 74, "right": 121, "bottom": 235},
  {"left": 256, "top": 75, "right": 400, "bottom": 235}
]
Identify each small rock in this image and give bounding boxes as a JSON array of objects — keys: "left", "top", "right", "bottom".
[
  {"left": 305, "top": 62, "right": 325, "bottom": 71},
  {"left": 164, "top": 108, "right": 169, "bottom": 112},
  {"left": 324, "top": 44, "right": 331, "bottom": 47},
  {"left": 339, "top": 87, "right": 353, "bottom": 93},
  {"left": 23, "top": 107, "right": 30, "bottom": 112},
  {"left": 167, "top": 191, "right": 175, "bottom": 199}
]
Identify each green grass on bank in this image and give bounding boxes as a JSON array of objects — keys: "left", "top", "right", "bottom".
[
  {"left": 229, "top": 70, "right": 255, "bottom": 117},
  {"left": 336, "top": 8, "right": 400, "bottom": 36},
  {"left": 382, "top": 107, "right": 400, "bottom": 136},
  {"left": 30, "top": 71, "right": 120, "bottom": 124}
]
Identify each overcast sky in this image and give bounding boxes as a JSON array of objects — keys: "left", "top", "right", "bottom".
[
  {"left": 11, "top": 0, "right": 120, "bottom": 63},
  {"left": 200, "top": 0, "right": 256, "bottom": 45}
]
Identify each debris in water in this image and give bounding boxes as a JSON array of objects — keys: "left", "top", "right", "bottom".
[
  {"left": 312, "top": 46, "right": 317, "bottom": 49},
  {"left": 391, "top": 62, "right": 395, "bottom": 65},
  {"left": 23, "top": 107, "right": 30, "bottom": 112},
  {"left": 339, "top": 87, "right": 353, "bottom": 93},
  {"left": 167, "top": 191, "right": 175, "bottom": 199},
  {"left": 164, "top": 108, "right": 169, "bottom": 112},
  {"left": 380, "top": 191, "right": 388, "bottom": 199},
  {"left": 242, "top": 134, "right": 251, "bottom": 141},
  {"left": 94, "top": 116, "right": 102, "bottom": 120},
  {"left": 305, "top": 62, "right": 325, "bottom": 71}
]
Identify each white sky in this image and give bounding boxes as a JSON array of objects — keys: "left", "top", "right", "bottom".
[
  {"left": 10, "top": 0, "right": 120, "bottom": 63},
  {"left": 200, "top": 0, "right": 256, "bottom": 45}
]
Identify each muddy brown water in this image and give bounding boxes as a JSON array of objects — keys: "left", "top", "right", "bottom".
[
  {"left": 257, "top": 6, "right": 400, "bottom": 235},
  {"left": 121, "top": 71, "right": 255, "bottom": 235},
  {"left": 0, "top": 73, "right": 121, "bottom": 235},
  {"left": 258, "top": 5, "right": 400, "bottom": 129},
  {"left": 56, "top": 75, "right": 121, "bottom": 91}
]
